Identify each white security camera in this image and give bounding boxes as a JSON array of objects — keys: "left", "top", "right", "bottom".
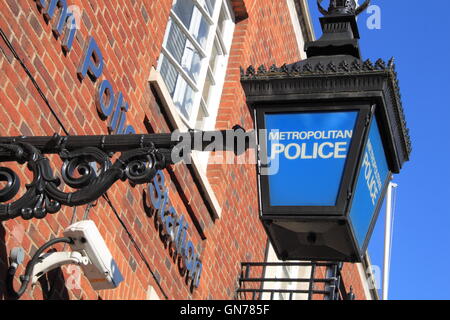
[
  {"left": 63, "top": 220, "right": 124, "bottom": 290},
  {"left": 9, "top": 220, "right": 123, "bottom": 295}
]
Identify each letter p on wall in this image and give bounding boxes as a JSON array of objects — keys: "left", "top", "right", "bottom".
[{"left": 77, "top": 37, "right": 104, "bottom": 81}]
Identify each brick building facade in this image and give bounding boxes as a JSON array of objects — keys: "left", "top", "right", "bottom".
[{"left": 0, "top": 0, "right": 377, "bottom": 300}]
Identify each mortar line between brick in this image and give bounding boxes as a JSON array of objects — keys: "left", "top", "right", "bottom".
[{"left": 0, "top": 28, "right": 70, "bottom": 136}]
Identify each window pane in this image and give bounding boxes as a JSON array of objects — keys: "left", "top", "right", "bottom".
[
  {"left": 195, "top": 14, "right": 210, "bottom": 48},
  {"left": 204, "top": 0, "right": 216, "bottom": 15},
  {"left": 172, "top": 75, "right": 195, "bottom": 120},
  {"left": 173, "top": 0, "right": 195, "bottom": 27},
  {"left": 209, "top": 41, "right": 221, "bottom": 74},
  {"left": 165, "top": 20, "right": 202, "bottom": 83},
  {"left": 160, "top": 56, "right": 178, "bottom": 95},
  {"left": 159, "top": 0, "right": 235, "bottom": 128},
  {"left": 173, "top": 0, "right": 210, "bottom": 49},
  {"left": 165, "top": 21, "right": 187, "bottom": 67},
  {"left": 217, "top": 5, "right": 228, "bottom": 35},
  {"left": 202, "top": 73, "right": 213, "bottom": 105}
]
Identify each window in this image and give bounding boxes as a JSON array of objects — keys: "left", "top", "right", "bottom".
[{"left": 158, "top": 0, "right": 235, "bottom": 130}]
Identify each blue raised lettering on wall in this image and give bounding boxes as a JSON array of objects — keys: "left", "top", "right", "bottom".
[
  {"left": 107, "top": 92, "right": 129, "bottom": 134},
  {"left": 176, "top": 221, "right": 188, "bottom": 254},
  {"left": 123, "top": 125, "right": 136, "bottom": 134},
  {"left": 43, "top": 0, "right": 59, "bottom": 20},
  {"left": 158, "top": 190, "right": 169, "bottom": 223},
  {"left": 115, "top": 104, "right": 129, "bottom": 135},
  {"left": 184, "top": 241, "right": 196, "bottom": 278},
  {"left": 35, "top": 0, "right": 49, "bottom": 10},
  {"left": 60, "top": 12, "right": 77, "bottom": 53},
  {"left": 96, "top": 80, "right": 115, "bottom": 119},
  {"left": 33, "top": 0, "right": 135, "bottom": 133},
  {"left": 44, "top": 0, "right": 76, "bottom": 52},
  {"left": 149, "top": 171, "right": 165, "bottom": 210},
  {"left": 165, "top": 206, "right": 177, "bottom": 238},
  {"left": 46, "top": 0, "right": 77, "bottom": 52},
  {"left": 193, "top": 260, "right": 202, "bottom": 288},
  {"left": 146, "top": 171, "right": 203, "bottom": 287},
  {"left": 96, "top": 81, "right": 136, "bottom": 134},
  {"left": 174, "top": 215, "right": 185, "bottom": 247},
  {"left": 77, "top": 36, "right": 103, "bottom": 81}
]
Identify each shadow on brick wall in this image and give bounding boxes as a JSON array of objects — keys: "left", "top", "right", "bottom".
[
  {"left": 37, "top": 259, "right": 70, "bottom": 300},
  {"left": 0, "top": 227, "right": 70, "bottom": 300}
]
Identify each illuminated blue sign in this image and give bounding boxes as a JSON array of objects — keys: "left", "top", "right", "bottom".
[
  {"left": 265, "top": 111, "right": 358, "bottom": 206},
  {"left": 349, "top": 116, "right": 390, "bottom": 249}
]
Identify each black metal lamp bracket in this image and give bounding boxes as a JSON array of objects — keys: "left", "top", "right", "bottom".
[{"left": 0, "top": 127, "right": 252, "bottom": 222}]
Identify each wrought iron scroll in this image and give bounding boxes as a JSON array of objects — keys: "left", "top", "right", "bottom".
[
  {"left": 0, "top": 127, "right": 251, "bottom": 222},
  {"left": 0, "top": 136, "right": 167, "bottom": 222}
]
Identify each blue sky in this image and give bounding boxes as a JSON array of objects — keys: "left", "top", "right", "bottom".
[{"left": 307, "top": 0, "right": 450, "bottom": 300}]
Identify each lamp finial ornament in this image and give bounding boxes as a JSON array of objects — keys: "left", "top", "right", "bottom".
[{"left": 317, "top": 0, "right": 371, "bottom": 16}]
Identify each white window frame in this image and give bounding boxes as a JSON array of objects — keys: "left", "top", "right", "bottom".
[
  {"left": 149, "top": 66, "right": 223, "bottom": 219},
  {"left": 157, "top": 0, "right": 235, "bottom": 131}
]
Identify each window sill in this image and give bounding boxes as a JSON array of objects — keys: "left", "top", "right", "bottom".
[{"left": 148, "top": 67, "right": 222, "bottom": 219}]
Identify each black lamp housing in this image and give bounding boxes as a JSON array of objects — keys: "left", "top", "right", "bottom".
[{"left": 241, "top": 1, "right": 411, "bottom": 262}]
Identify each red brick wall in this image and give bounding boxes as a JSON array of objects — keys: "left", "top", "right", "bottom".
[
  {"left": 341, "top": 263, "right": 369, "bottom": 300},
  {"left": 0, "top": 0, "right": 370, "bottom": 300}
]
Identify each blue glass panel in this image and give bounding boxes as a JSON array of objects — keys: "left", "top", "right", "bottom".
[
  {"left": 265, "top": 111, "right": 358, "bottom": 206},
  {"left": 349, "top": 116, "right": 390, "bottom": 249}
]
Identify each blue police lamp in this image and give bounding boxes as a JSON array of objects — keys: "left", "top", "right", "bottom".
[{"left": 241, "top": 0, "right": 411, "bottom": 262}]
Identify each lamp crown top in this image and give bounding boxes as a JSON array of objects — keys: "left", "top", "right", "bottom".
[{"left": 318, "top": 0, "right": 371, "bottom": 16}]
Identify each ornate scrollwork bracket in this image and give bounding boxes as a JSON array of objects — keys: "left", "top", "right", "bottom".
[
  {"left": 0, "top": 128, "right": 251, "bottom": 222},
  {"left": 0, "top": 135, "right": 168, "bottom": 222}
]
